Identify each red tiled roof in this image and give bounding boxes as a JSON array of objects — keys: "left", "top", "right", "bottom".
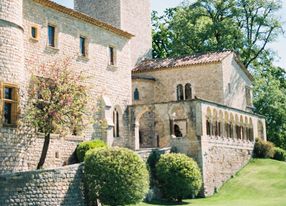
[{"left": 133, "top": 51, "right": 233, "bottom": 72}]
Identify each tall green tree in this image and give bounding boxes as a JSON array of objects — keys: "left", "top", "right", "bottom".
[
  {"left": 253, "top": 65, "right": 286, "bottom": 149},
  {"left": 152, "top": 0, "right": 283, "bottom": 68}
]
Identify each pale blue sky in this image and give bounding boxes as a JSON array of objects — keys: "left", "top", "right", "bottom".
[{"left": 54, "top": 0, "right": 285, "bottom": 68}]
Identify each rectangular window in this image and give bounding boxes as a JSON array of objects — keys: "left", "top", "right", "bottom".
[
  {"left": 31, "top": 26, "right": 38, "bottom": 39},
  {"left": 48, "top": 25, "right": 56, "bottom": 47},
  {"left": 1, "top": 84, "right": 19, "bottom": 126},
  {"left": 80, "top": 36, "right": 86, "bottom": 56},
  {"left": 109, "top": 46, "right": 115, "bottom": 66}
]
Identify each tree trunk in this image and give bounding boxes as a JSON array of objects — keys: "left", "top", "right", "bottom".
[{"left": 37, "top": 133, "right": 51, "bottom": 169}]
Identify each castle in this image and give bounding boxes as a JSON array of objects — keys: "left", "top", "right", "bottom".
[{"left": 0, "top": 0, "right": 266, "bottom": 197}]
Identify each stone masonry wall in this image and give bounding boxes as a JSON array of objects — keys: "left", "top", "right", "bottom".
[
  {"left": 0, "top": 128, "right": 82, "bottom": 174},
  {"left": 201, "top": 136, "right": 254, "bottom": 196},
  {"left": 0, "top": 164, "right": 86, "bottom": 206}
]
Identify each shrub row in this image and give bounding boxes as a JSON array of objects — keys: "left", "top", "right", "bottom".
[{"left": 253, "top": 138, "right": 286, "bottom": 161}]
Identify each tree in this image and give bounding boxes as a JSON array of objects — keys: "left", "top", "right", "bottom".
[
  {"left": 26, "top": 58, "right": 90, "bottom": 169},
  {"left": 152, "top": 0, "right": 283, "bottom": 68},
  {"left": 253, "top": 65, "right": 286, "bottom": 149}
]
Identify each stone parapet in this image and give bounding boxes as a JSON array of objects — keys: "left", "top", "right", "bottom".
[{"left": 0, "top": 164, "right": 86, "bottom": 206}]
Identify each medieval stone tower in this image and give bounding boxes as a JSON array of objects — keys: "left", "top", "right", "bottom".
[
  {"left": 74, "top": 0, "right": 152, "bottom": 66},
  {"left": 0, "top": 0, "right": 24, "bottom": 85}
]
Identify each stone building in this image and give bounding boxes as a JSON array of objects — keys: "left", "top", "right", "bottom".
[{"left": 0, "top": 0, "right": 266, "bottom": 197}]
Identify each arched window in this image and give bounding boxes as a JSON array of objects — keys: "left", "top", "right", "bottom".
[
  {"left": 177, "top": 84, "right": 184, "bottom": 101},
  {"left": 113, "top": 109, "right": 120, "bottom": 137},
  {"left": 174, "top": 124, "right": 183, "bottom": 137},
  {"left": 185, "top": 83, "right": 192, "bottom": 100},
  {"left": 134, "top": 88, "right": 139, "bottom": 100}
]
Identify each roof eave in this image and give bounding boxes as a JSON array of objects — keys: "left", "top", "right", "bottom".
[{"left": 33, "top": 0, "right": 134, "bottom": 39}]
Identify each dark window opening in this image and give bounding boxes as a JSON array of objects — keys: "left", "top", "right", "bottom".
[
  {"left": 4, "top": 103, "right": 12, "bottom": 124},
  {"left": 113, "top": 109, "right": 120, "bottom": 137},
  {"left": 206, "top": 120, "right": 211, "bottom": 136},
  {"left": 177, "top": 84, "right": 184, "bottom": 101},
  {"left": 31, "top": 27, "right": 37, "bottom": 39},
  {"left": 48, "top": 25, "right": 55, "bottom": 47},
  {"left": 185, "top": 83, "right": 192, "bottom": 100},
  {"left": 109, "top": 46, "right": 115, "bottom": 65},
  {"left": 5, "top": 87, "right": 13, "bottom": 99},
  {"left": 80, "top": 36, "right": 86, "bottom": 56},
  {"left": 134, "top": 88, "right": 139, "bottom": 100},
  {"left": 174, "top": 124, "right": 182, "bottom": 137}
]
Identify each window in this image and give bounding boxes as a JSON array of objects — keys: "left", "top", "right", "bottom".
[
  {"left": 48, "top": 25, "right": 56, "bottom": 47},
  {"left": 80, "top": 36, "right": 87, "bottom": 57},
  {"left": 134, "top": 88, "right": 139, "bottom": 100},
  {"left": 1, "top": 84, "right": 19, "bottom": 126},
  {"left": 109, "top": 46, "right": 116, "bottom": 66},
  {"left": 245, "top": 87, "right": 252, "bottom": 106},
  {"left": 206, "top": 119, "right": 211, "bottom": 136},
  {"left": 176, "top": 84, "right": 184, "bottom": 101},
  {"left": 31, "top": 25, "right": 39, "bottom": 40},
  {"left": 185, "top": 83, "right": 192, "bottom": 100},
  {"left": 228, "top": 83, "right": 231, "bottom": 94},
  {"left": 113, "top": 109, "right": 120, "bottom": 137},
  {"left": 174, "top": 124, "right": 182, "bottom": 137}
]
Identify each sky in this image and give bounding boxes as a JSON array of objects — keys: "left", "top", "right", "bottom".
[{"left": 54, "top": 0, "right": 286, "bottom": 68}]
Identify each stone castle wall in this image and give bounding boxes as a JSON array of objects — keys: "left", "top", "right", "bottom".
[
  {"left": 74, "top": 0, "right": 152, "bottom": 66},
  {"left": 201, "top": 136, "right": 254, "bottom": 196},
  {"left": 0, "top": 127, "right": 81, "bottom": 174},
  {"left": 133, "top": 63, "right": 225, "bottom": 104},
  {"left": 0, "top": 164, "right": 86, "bottom": 206}
]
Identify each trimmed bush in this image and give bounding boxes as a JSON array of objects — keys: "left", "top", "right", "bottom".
[
  {"left": 156, "top": 153, "right": 202, "bottom": 202},
  {"left": 85, "top": 147, "right": 149, "bottom": 206},
  {"left": 273, "top": 147, "right": 286, "bottom": 161},
  {"left": 76, "top": 139, "right": 106, "bottom": 162},
  {"left": 253, "top": 138, "right": 275, "bottom": 158}
]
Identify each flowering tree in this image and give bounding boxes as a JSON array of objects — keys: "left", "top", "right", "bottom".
[{"left": 26, "top": 58, "right": 90, "bottom": 169}]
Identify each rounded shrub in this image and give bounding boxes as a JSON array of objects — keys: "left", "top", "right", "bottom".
[
  {"left": 253, "top": 138, "right": 274, "bottom": 158},
  {"left": 273, "top": 147, "right": 286, "bottom": 161},
  {"left": 156, "top": 153, "right": 202, "bottom": 202},
  {"left": 84, "top": 147, "right": 149, "bottom": 206},
  {"left": 76, "top": 139, "right": 106, "bottom": 162}
]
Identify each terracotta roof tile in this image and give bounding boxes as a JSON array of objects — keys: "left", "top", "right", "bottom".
[{"left": 133, "top": 51, "right": 232, "bottom": 72}]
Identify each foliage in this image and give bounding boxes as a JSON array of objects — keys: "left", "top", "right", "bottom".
[
  {"left": 156, "top": 153, "right": 202, "bottom": 202},
  {"left": 84, "top": 147, "right": 149, "bottom": 206},
  {"left": 139, "top": 159, "right": 286, "bottom": 206},
  {"left": 253, "top": 138, "right": 275, "bottom": 158},
  {"left": 253, "top": 65, "right": 286, "bottom": 150},
  {"left": 76, "top": 139, "right": 106, "bottom": 162},
  {"left": 26, "top": 58, "right": 90, "bottom": 169},
  {"left": 273, "top": 147, "right": 286, "bottom": 161},
  {"left": 152, "top": 0, "right": 282, "bottom": 68},
  {"left": 147, "top": 149, "right": 163, "bottom": 187}
]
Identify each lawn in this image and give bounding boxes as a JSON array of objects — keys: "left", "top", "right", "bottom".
[{"left": 138, "top": 159, "right": 286, "bottom": 206}]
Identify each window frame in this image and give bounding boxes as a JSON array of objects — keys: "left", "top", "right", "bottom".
[
  {"left": 30, "top": 24, "right": 40, "bottom": 41},
  {"left": 47, "top": 24, "right": 58, "bottom": 48},
  {"left": 108, "top": 46, "right": 117, "bottom": 66},
  {"left": 79, "top": 35, "right": 88, "bottom": 57},
  {"left": 0, "top": 83, "right": 19, "bottom": 127},
  {"left": 134, "top": 88, "right": 140, "bottom": 101}
]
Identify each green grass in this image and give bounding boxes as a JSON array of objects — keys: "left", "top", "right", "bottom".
[{"left": 138, "top": 159, "right": 286, "bottom": 206}]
